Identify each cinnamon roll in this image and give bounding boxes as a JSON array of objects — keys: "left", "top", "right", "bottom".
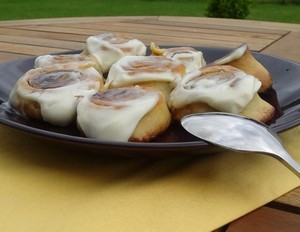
[
  {"left": 82, "top": 32, "right": 147, "bottom": 73},
  {"left": 105, "top": 55, "right": 186, "bottom": 102},
  {"left": 9, "top": 67, "right": 104, "bottom": 126},
  {"left": 34, "top": 54, "right": 102, "bottom": 73},
  {"left": 211, "top": 43, "right": 272, "bottom": 92},
  {"left": 170, "top": 65, "right": 274, "bottom": 122},
  {"left": 77, "top": 86, "right": 171, "bottom": 142},
  {"left": 150, "top": 43, "right": 206, "bottom": 72}
]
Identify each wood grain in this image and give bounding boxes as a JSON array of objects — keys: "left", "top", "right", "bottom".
[
  {"left": 226, "top": 206, "right": 300, "bottom": 232},
  {"left": 1, "top": 16, "right": 296, "bottom": 63}
]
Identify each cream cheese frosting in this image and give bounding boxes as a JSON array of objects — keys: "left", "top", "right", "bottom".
[
  {"left": 9, "top": 67, "right": 103, "bottom": 126},
  {"left": 209, "top": 43, "right": 272, "bottom": 93},
  {"left": 162, "top": 47, "right": 206, "bottom": 72},
  {"left": 169, "top": 65, "right": 262, "bottom": 113},
  {"left": 212, "top": 43, "right": 247, "bottom": 65},
  {"left": 105, "top": 55, "right": 185, "bottom": 89},
  {"left": 77, "top": 86, "right": 159, "bottom": 142},
  {"left": 34, "top": 54, "right": 101, "bottom": 72},
  {"left": 83, "top": 33, "right": 147, "bottom": 73}
]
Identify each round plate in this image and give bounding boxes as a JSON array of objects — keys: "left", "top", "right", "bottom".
[{"left": 0, "top": 47, "right": 300, "bottom": 157}]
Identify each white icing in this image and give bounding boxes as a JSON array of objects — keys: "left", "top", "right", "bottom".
[
  {"left": 169, "top": 66, "right": 261, "bottom": 113},
  {"left": 105, "top": 55, "right": 184, "bottom": 88},
  {"left": 163, "top": 47, "right": 206, "bottom": 72},
  {"left": 77, "top": 87, "right": 159, "bottom": 142},
  {"left": 9, "top": 67, "right": 102, "bottom": 126},
  {"left": 34, "top": 54, "right": 54, "bottom": 68},
  {"left": 212, "top": 43, "right": 248, "bottom": 65},
  {"left": 85, "top": 33, "right": 147, "bottom": 73},
  {"left": 34, "top": 54, "right": 99, "bottom": 71}
]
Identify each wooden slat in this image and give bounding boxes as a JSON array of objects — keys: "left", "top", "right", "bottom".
[
  {"left": 0, "top": 42, "right": 69, "bottom": 56},
  {"left": 40, "top": 20, "right": 284, "bottom": 41},
  {"left": 1, "top": 16, "right": 297, "bottom": 33},
  {"left": 158, "top": 16, "right": 300, "bottom": 32},
  {"left": 14, "top": 24, "right": 276, "bottom": 50},
  {"left": 132, "top": 17, "right": 288, "bottom": 35},
  {"left": 0, "top": 27, "right": 270, "bottom": 52},
  {"left": 275, "top": 187, "right": 300, "bottom": 210},
  {"left": 262, "top": 31, "right": 300, "bottom": 63},
  {"left": 226, "top": 206, "right": 300, "bottom": 232},
  {"left": 0, "top": 34, "right": 84, "bottom": 51},
  {"left": 52, "top": 22, "right": 282, "bottom": 44},
  {"left": 11, "top": 24, "right": 102, "bottom": 37},
  {"left": 0, "top": 31, "right": 261, "bottom": 53},
  {"left": 3, "top": 16, "right": 285, "bottom": 52},
  {"left": 0, "top": 52, "right": 28, "bottom": 63},
  {"left": 0, "top": 27, "right": 87, "bottom": 42},
  {"left": 0, "top": 16, "right": 158, "bottom": 26}
]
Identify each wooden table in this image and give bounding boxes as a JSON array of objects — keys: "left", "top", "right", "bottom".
[{"left": 0, "top": 16, "right": 299, "bottom": 231}]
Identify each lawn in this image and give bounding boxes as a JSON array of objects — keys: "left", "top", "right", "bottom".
[{"left": 0, "top": 0, "right": 299, "bottom": 24}]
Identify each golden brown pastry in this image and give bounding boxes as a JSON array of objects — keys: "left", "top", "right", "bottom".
[
  {"left": 105, "top": 55, "right": 186, "bottom": 102},
  {"left": 169, "top": 65, "right": 274, "bottom": 123},
  {"left": 211, "top": 43, "right": 272, "bottom": 92},
  {"left": 77, "top": 86, "right": 171, "bottom": 142},
  {"left": 9, "top": 67, "right": 104, "bottom": 126},
  {"left": 82, "top": 32, "right": 147, "bottom": 73}
]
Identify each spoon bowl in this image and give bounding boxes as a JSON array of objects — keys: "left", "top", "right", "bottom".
[{"left": 181, "top": 112, "right": 300, "bottom": 177}]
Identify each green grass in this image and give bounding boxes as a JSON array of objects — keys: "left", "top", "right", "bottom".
[
  {"left": 0, "top": 0, "right": 299, "bottom": 24},
  {"left": 1, "top": 0, "right": 206, "bottom": 20},
  {"left": 248, "top": 2, "right": 300, "bottom": 23}
]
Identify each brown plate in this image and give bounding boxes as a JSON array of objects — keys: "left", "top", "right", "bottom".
[{"left": 0, "top": 47, "right": 300, "bottom": 157}]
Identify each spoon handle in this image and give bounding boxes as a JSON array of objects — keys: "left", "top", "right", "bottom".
[{"left": 274, "top": 150, "right": 300, "bottom": 178}]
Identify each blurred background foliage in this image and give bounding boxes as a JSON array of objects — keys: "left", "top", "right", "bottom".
[
  {"left": 206, "top": 0, "right": 250, "bottom": 19},
  {"left": 0, "top": 0, "right": 299, "bottom": 23}
]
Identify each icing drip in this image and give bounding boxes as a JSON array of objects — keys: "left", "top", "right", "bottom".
[
  {"left": 9, "top": 67, "right": 102, "bottom": 126},
  {"left": 77, "top": 86, "right": 159, "bottom": 142},
  {"left": 28, "top": 70, "right": 79, "bottom": 89},
  {"left": 170, "top": 65, "right": 261, "bottom": 113},
  {"left": 105, "top": 55, "right": 185, "bottom": 88},
  {"left": 163, "top": 47, "right": 206, "bottom": 72},
  {"left": 34, "top": 54, "right": 99, "bottom": 71},
  {"left": 84, "top": 33, "right": 147, "bottom": 73}
]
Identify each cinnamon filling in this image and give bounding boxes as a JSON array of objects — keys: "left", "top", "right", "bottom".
[
  {"left": 124, "top": 58, "right": 180, "bottom": 75},
  {"left": 91, "top": 87, "right": 145, "bottom": 105},
  {"left": 53, "top": 54, "right": 87, "bottom": 63},
  {"left": 28, "top": 70, "right": 78, "bottom": 89}
]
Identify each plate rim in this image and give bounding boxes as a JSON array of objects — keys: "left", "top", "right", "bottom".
[{"left": 0, "top": 46, "right": 300, "bottom": 153}]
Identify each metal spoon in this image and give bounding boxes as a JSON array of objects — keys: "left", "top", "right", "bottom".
[{"left": 181, "top": 112, "right": 300, "bottom": 177}]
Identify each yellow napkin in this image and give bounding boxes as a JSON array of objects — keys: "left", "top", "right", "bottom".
[{"left": 0, "top": 124, "right": 299, "bottom": 232}]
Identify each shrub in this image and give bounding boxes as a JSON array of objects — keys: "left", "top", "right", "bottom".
[{"left": 206, "top": 0, "right": 250, "bottom": 19}]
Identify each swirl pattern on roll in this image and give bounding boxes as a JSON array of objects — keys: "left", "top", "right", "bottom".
[
  {"left": 34, "top": 54, "right": 102, "bottom": 73},
  {"left": 83, "top": 33, "right": 147, "bottom": 73},
  {"left": 9, "top": 67, "right": 103, "bottom": 126},
  {"left": 105, "top": 55, "right": 186, "bottom": 88},
  {"left": 170, "top": 65, "right": 261, "bottom": 114},
  {"left": 77, "top": 86, "right": 171, "bottom": 142},
  {"left": 151, "top": 43, "right": 206, "bottom": 73},
  {"left": 211, "top": 43, "right": 272, "bottom": 92}
]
